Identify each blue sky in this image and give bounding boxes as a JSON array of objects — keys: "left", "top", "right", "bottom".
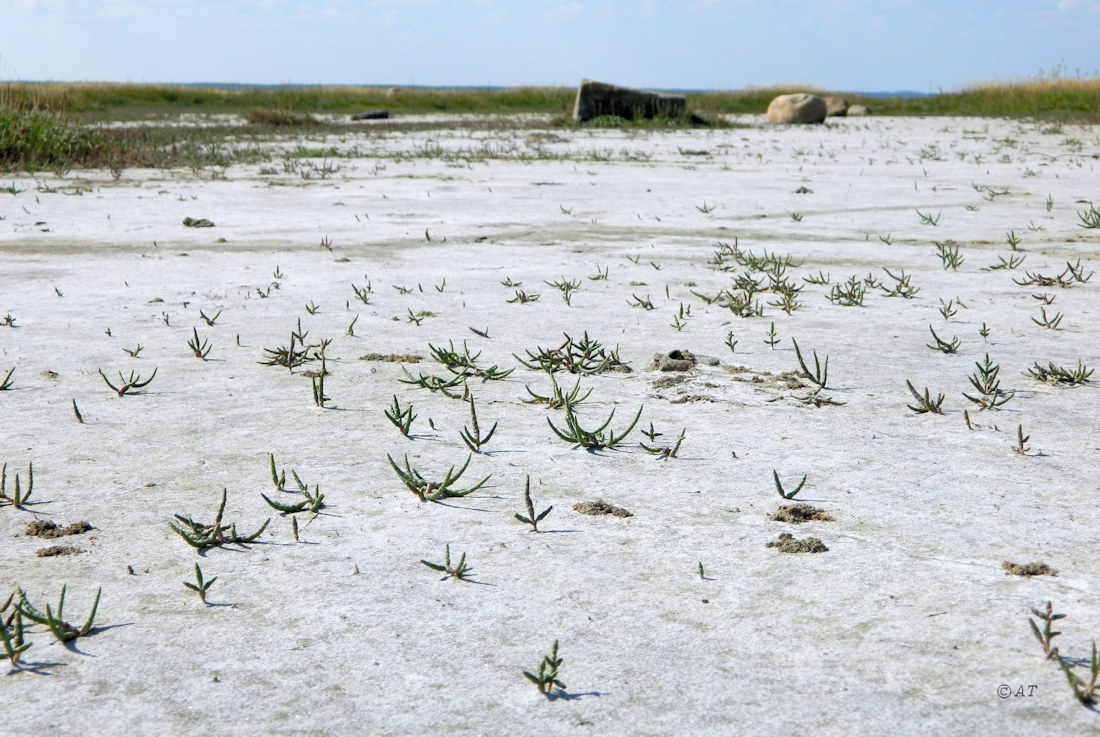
[{"left": 2, "top": 0, "right": 1097, "bottom": 92}]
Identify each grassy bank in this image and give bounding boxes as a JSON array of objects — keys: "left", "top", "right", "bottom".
[
  {"left": 5, "top": 79, "right": 1098, "bottom": 121},
  {"left": 2, "top": 79, "right": 1097, "bottom": 173}
]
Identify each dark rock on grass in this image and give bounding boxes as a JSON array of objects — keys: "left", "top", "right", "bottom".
[
  {"left": 351, "top": 110, "right": 390, "bottom": 120},
  {"left": 574, "top": 499, "right": 632, "bottom": 518},
  {"left": 183, "top": 217, "right": 215, "bottom": 228},
  {"left": 573, "top": 79, "right": 686, "bottom": 122},
  {"left": 767, "top": 532, "right": 828, "bottom": 553}
]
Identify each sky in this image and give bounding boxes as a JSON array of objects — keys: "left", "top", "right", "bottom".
[{"left": 1, "top": 0, "right": 1098, "bottom": 92}]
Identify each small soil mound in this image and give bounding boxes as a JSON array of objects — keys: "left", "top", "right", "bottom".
[
  {"left": 767, "top": 532, "right": 828, "bottom": 553},
  {"left": 1002, "top": 561, "right": 1057, "bottom": 577},
  {"left": 37, "top": 545, "right": 83, "bottom": 557},
  {"left": 25, "top": 520, "right": 93, "bottom": 539},
  {"left": 360, "top": 353, "right": 422, "bottom": 363},
  {"left": 769, "top": 504, "right": 834, "bottom": 524},
  {"left": 574, "top": 500, "right": 632, "bottom": 518}
]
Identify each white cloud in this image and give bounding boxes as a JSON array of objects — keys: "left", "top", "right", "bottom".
[{"left": 552, "top": 1, "right": 583, "bottom": 18}]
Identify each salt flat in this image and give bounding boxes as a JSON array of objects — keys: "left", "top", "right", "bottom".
[{"left": 1, "top": 114, "right": 1097, "bottom": 736}]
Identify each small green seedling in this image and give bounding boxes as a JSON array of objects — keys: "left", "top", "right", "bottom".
[
  {"left": 170, "top": 488, "right": 270, "bottom": 549},
  {"left": 261, "top": 482, "right": 324, "bottom": 514},
  {"left": 188, "top": 327, "right": 211, "bottom": 359},
  {"left": 0, "top": 367, "right": 13, "bottom": 390},
  {"left": 1028, "top": 361, "right": 1093, "bottom": 386},
  {"left": 460, "top": 394, "right": 498, "bottom": 453},
  {"left": 387, "top": 454, "right": 490, "bottom": 502},
  {"left": 507, "top": 290, "right": 540, "bottom": 304},
  {"left": 724, "top": 331, "right": 738, "bottom": 353},
  {"left": 547, "top": 400, "right": 642, "bottom": 451},
  {"left": 123, "top": 344, "right": 143, "bottom": 358},
  {"left": 515, "top": 332, "right": 623, "bottom": 375},
  {"left": 421, "top": 544, "right": 471, "bottom": 580},
  {"left": 828, "top": 276, "right": 866, "bottom": 306},
  {"left": 670, "top": 302, "right": 690, "bottom": 331},
  {"left": 640, "top": 428, "right": 685, "bottom": 459},
  {"left": 524, "top": 371, "right": 592, "bottom": 409},
  {"left": 1015, "top": 425, "right": 1032, "bottom": 455},
  {"left": 1057, "top": 642, "right": 1099, "bottom": 705},
  {"left": 917, "top": 209, "right": 941, "bottom": 226},
  {"left": 1006, "top": 231, "right": 1022, "bottom": 250},
  {"left": 1030, "top": 601, "right": 1065, "bottom": 658},
  {"left": 985, "top": 254, "right": 1025, "bottom": 271},
  {"left": 926, "top": 326, "right": 959, "bottom": 354},
  {"left": 879, "top": 268, "right": 920, "bottom": 298},
  {"left": 269, "top": 453, "right": 288, "bottom": 491},
  {"left": 183, "top": 563, "right": 217, "bottom": 604},
  {"left": 311, "top": 355, "right": 329, "bottom": 408},
  {"left": 764, "top": 322, "right": 780, "bottom": 348},
  {"left": 346, "top": 315, "right": 359, "bottom": 337},
  {"left": 979, "top": 323, "right": 990, "bottom": 340},
  {"left": 0, "top": 604, "right": 31, "bottom": 666},
  {"left": 906, "top": 380, "right": 945, "bottom": 414},
  {"left": 773, "top": 470, "right": 807, "bottom": 500},
  {"left": 0, "top": 462, "right": 33, "bottom": 509},
  {"left": 963, "top": 354, "right": 1013, "bottom": 410},
  {"left": 792, "top": 338, "right": 828, "bottom": 389},
  {"left": 523, "top": 640, "right": 565, "bottom": 696},
  {"left": 1031, "top": 307, "right": 1063, "bottom": 330},
  {"left": 399, "top": 367, "right": 468, "bottom": 398},
  {"left": 17, "top": 585, "right": 101, "bottom": 643},
  {"left": 934, "top": 241, "right": 962, "bottom": 269},
  {"left": 352, "top": 283, "right": 371, "bottom": 304},
  {"left": 1078, "top": 202, "right": 1100, "bottom": 229},
  {"left": 99, "top": 367, "right": 158, "bottom": 396},
  {"left": 514, "top": 476, "right": 552, "bottom": 532},
  {"left": 199, "top": 309, "right": 221, "bottom": 326},
  {"left": 385, "top": 395, "right": 417, "bottom": 436}
]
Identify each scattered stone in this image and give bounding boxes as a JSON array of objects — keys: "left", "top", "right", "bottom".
[
  {"left": 651, "top": 350, "right": 697, "bottom": 372},
  {"left": 37, "top": 545, "right": 83, "bottom": 557},
  {"left": 824, "top": 95, "right": 849, "bottom": 117},
  {"left": 847, "top": 104, "right": 872, "bottom": 117},
  {"left": 147, "top": 297, "right": 164, "bottom": 303},
  {"left": 793, "top": 186, "right": 814, "bottom": 194},
  {"left": 669, "top": 394, "right": 714, "bottom": 404},
  {"left": 351, "top": 110, "right": 390, "bottom": 121},
  {"left": 652, "top": 374, "right": 691, "bottom": 390},
  {"left": 574, "top": 500, "right": 633, "bottom": 518},
  {"left": 767, "top": 532, "right": 828, "bottom": 553},
  {"left": 573, "top": 79, "right": 686, "bottom": 122},
  {"left": 183, "top": 217, "right": 215, "bottom": 228},
  {"left": 40, "top": 370, "right": 59, "bottom": 380},
  {"left": 25, "top": 520, "right": 93, "bottom": 539},
  {"left": 769, "top": 504, "right": 834, "bottom": 524},
  {"left": 359, "top": 353, "right": 422, "bottom": 363},
  {"left": 766, "top": 93, "right": 828, "bottom": 125},
  {"left": 1002, "top": 561, "right": 1057, "bottom": 577},
  {"left": 650, "top": 350, "right": 721, "bottom": 372}
]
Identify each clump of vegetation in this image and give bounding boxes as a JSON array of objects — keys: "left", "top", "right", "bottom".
[
  {"left": 524, "top": 640, "right": 566, "bottom": 696},
  {"left": 0, "top": 103, "right": 105, "bottom": 172},
  {"left": 245, "top": 108, "right": 319, "bottom": 126}
]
